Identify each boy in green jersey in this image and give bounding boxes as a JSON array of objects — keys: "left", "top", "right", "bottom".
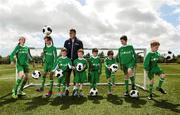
[
  {"left": 88, "top": 48, "right": 102, "bottom": 93},
  {"left": 10, "top": 37, "right": 32, "bottom": 99},
  {"left": 117, "top": 35, "right": 137, "bottom": 96},
  {"left": 36, "top": 36, "right": 57, "bottom": 98},
  {"left": 73, "top": 49, "right": 88, "bottom": 97},
  {"left": 52, "top": 48, "right": 72, "bottom": 97},
  {"left": 104, "top": 50, "right": 116, "bottom": 95},
  {"left": 144, "top": 40, "right": 166, "bottom": 100}
]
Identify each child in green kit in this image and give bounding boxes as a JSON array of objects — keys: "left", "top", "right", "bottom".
[
  {"left": 117, "top": 35, "right": 137, "bottom": 96},
  {"left": 73, "top": 49, "right": 88, "bottom": 97},
  {"left": 52, "top": 48, "right": 72, "bottom": 97},
  {"left": 104, "top": 50, "right": 117, "bottom": 95},
  {"left": 144, "top": 40, "right": 167, "bottom": 100},
  {"left": 10, "top": 37, "right": 32, "bottom": 99},
  {"left": 88, "top": 48, "right": 102, "bottom": 94},
  {"left": 36, "top": 36, "right": 57, "bottom": 98}
]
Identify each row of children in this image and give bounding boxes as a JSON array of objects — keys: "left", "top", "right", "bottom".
[{"left": 10, "top": 35, "right": 166, "bottom": 100}]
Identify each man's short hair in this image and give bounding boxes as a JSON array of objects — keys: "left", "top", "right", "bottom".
[
  {"left": 107, "top": 50, "right": 114, "bottom": 56},
  {"left": 70, "top": 29, "right": 76, "bottom": 34}
]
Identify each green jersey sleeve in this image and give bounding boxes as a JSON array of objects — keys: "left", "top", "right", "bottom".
[
  {"left": 144, "top": 53, "right": 151, "bottom": 71},
  {"left": 9, "top": 45, "right": 19, "bottom": 62}
]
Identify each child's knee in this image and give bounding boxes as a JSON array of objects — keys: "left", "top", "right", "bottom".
[
  {"left": 127, "top": 68, "right": 133, "bottom": 76},
  {"left": 160, "top": 74, "right": 166, "bottom": 78},
  {"left": 150, "top": 79, "right": 154, "bottom": 84}
]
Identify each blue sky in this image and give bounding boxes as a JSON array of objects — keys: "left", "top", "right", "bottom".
[{"left": 159, "top": 4, "right": 180, "bottom": 27}]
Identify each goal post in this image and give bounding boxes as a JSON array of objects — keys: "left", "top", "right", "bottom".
[{"left": 18, "top": 47, "right": 148, "bottom": 90}]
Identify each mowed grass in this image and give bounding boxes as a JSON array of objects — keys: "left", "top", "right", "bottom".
[{"left": 0, "top": 64, "right": 180, "bottom": 115}]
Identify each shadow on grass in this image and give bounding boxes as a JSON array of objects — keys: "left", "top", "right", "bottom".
[
  {"left": 87, "top": 95, "right": 104, "bottom": 104},
  {"left": 106, "top": 95, "right": 123, "bottom": 105},
  {"left": 0, "top": 98, "right": 17, "bottom": 107},
  {"left": 25, "top": 96, "right": 50, "bottom": 111},
  {"left": 124, "top": 97, "right": 147, "bottom": 108},
  {"left": 152, "top": 99, "right": 180, "bottom": 113},
  {"left": 50, "top": 96, "right": 87, "bottom": 110}
]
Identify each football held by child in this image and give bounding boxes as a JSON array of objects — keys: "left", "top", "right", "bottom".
[
  {"left": 73, "top": 49, "right": 88, "bottom": 97},
  {"left": 52, "top": 48, "right": 72, "bottom": 97},
  {"left": 144, "top": 40, "right": 167, "bottom": 100},
  {"left": 10, "top": 37, "right": 32, "bottom": 99},
  {"left": 117, "top": 35, "right": 137, "bottom": 96},
  {"left": 104, "top": 50, "right": 116, "bottom": 95}
]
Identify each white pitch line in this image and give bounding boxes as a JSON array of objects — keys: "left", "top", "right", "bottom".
[{"left": 0, "top": 73, "right": 180, "bottom": 80}]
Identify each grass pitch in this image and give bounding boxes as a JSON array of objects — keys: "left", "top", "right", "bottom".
[{"left": 0, "top": 64, "right": 180, "bottom": 115}]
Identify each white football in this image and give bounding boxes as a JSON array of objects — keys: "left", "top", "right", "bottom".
[
  {"left": 76, "top": 63, "right": 84, "bottom": 72},
  {"left": 32, "top": 70, "right": 41, "bottom": 79},
  {"left": 55, "top": 69, "right": 63, "bottom": 78},
  {"left": 42, "top": 25, "right": 52, "bottom": 35},
  {"left": 130, "top": 90, "right": 139, "bottom": 98},
  {"left": 110, "top": 64, "right": 118, "bottom": 72},
  {"left": 164, "top": 51, "right": 174, "bottom": 61},
  {"left": 89, "top": 88, "right": 98, "bottom": 96}
]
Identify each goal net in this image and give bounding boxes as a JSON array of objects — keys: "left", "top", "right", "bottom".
[{"left": 18, "top": 47, "right": 148, "bottom": 90}]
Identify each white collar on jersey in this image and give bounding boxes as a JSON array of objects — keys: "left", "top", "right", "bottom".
[
  {"left": 92, "top": 55, "right": 98, "bottom": 59},
  {"left": 107, "top": 57, "right": 113, "bottom": 60},
  {"left": 61, "top": 56, "right": 67, "bottom": 59},
  {"left": 46, "top": 44, "right": 52, "bottom": 47},
  {"left": 78, "top": 57, "right": 84, "bottom": 60}
]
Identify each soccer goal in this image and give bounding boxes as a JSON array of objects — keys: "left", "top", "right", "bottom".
[{"left": 17, "top": 47, "right": 148, "bottom": 90}]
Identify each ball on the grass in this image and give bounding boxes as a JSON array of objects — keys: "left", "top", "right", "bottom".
[
  {"left": 32, "top": 70, "right": 41, "bottom": 79},
  {"left": 164, "top": 51, "right": 174, "bottom": 61},
  {"left": 130, "top": 90, "right": 139, "bottom": 98},
  {"left": 89, "top": 88, "right": 98, "bottom": 96},
  {"left": 76, "top": 63, "right": 84, "bottom": 72},
  {"left": 110, "top": 64, "right": 118, "bottom": 72},
  {"left": 55, "top": 69, "right": 63, "bottom": 78},
  {"left": 42, "top": 25, "right": 52, "bottom": 35}
]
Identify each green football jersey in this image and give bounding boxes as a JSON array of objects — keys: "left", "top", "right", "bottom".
[
  {"left": 89, "top": 56, "right": 102, "bottom": 72},
  {"left": 10, "top": 45, "right": 32, "bottom": 65},
  {"left": 73, "top": 58, "right": 88, "bottom": 71},
  {"left": 144, "top": 51, "right": 160, "bottom": 71},
  {"left": 117, "top": 45, "right": 136, "bottom": 64},
  {"left": 104, "top": 57, "right": 116, "bottom": 68},
  {"left": 53, "top": 56, "right": 72, "bottom": 71},
  {"left": 43, "top": 45, "right": 57, "bottom": 64}
]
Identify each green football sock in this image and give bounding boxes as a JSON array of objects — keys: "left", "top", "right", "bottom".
[
  {"left": 108, "top": 82, "right": 112, "bottom": 92},
  {"left": 125, "top": 79, "right": 129, "bottom": 92},
  {"left": 149, "top": 84, "right": 153, "bottom": 95},
  {"left": 111, "top": 74, "right": 115, "bottom": 84},
  {"left": 41, "top": 76, "right": 46, "bottom": 89},
  {"left": 62, "top": 85, "right": 66, "bottom": 92},
  {"left": 20, "top": 79, "right": 27, "bottom": 91},
  {"left": 49, "top": 80, "right": 53, "bottom": 92},
  {"left": 158, "top": 78, "right": 164, "bottom": 88},
  {"left": 13, "top": 78, "right": 22, "bottom": 94},
  {"left": 130, "top": 76, "right": 135, "bottom": 86}
]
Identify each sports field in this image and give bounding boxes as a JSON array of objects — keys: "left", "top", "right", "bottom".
[{"left": 0, "top": 64, "right": 180, "bottom": 115}]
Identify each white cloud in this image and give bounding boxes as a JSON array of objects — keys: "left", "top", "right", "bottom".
[{"left": 0, "top": 0, "right": 180, "bottom": 56}]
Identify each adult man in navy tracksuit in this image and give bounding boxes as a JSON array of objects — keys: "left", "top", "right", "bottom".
[{"left": 64, "top": 29, "right": 83, "bottom": 95}]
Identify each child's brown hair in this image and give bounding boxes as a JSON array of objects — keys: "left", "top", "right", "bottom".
[
  {"left": 150, "top": 40, "right": 160, "bottom": 47},
  {"left": 78, "top": 49, "right": 84, "bottom": 54},
  {"left": 107, "top": 50, "right": 114, "bottom": 56},
  {"left": 61, "top": 47, "right": 67, "bottom": 52},
  {"left": 92, "top": 48, "right": 98, "bottom": 53}
]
